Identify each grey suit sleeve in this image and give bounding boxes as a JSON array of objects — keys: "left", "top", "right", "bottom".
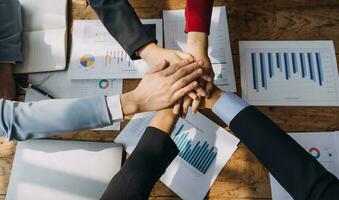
[
  {"left": 0, "top": 96, "right": 112, "bottom": 141},
  {"left": 0, "top": 0, "right": 23, "bottom": 63}
]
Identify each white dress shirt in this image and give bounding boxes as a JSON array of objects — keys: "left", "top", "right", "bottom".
[{"left": 212, "top": 92, "right": 249, "bottom": 125}]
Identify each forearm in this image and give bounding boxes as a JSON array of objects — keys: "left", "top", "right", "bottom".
[
  {"left": 101, "top": 126, "right": 179, "bottom": 200},
  {"left": 0, "top": 96, "right": 111, "bottom": 141},
  {"left": 207, "top": 88, "right": 339, "bottom": 199},
  {"left": 185, "top": 0, "right": 214, "bottom": 34},
  {"left": 87, "top": 0, "right": 155, "bottom": 59}
]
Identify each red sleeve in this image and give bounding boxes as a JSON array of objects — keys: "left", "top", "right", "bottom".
[{"left": 185, "top": 0, "right": 214, "bottom": 34}]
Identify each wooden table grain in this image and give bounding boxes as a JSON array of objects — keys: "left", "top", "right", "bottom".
[{"left": 1, "top": 0, "right": 339, "bottom": 199}]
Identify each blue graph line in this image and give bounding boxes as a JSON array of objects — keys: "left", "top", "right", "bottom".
[
  {"left": 260, "top": 53, "right": 267, "bottom": 89},
  {"left": 316, "top": 52, "right": 324, "bottom": 86},
  {"left": 276, "top": 53, "right": 282, "bottom": 71},
  {"left": 308, "top": 53, "right": 315, "bottom": 81},
  {"left": 268, "top": 52, "right": 274, "bottom": 77},
  {"left": 300, "top": 53, "right": 306, "bottom": 78},
  {"left": 284, "top": 53, "right": 290, "bottom": 80},
  {"left": 292, "top": 53, "right": 297, "bottom": 73},
  {"left": 251, "top": 53, "right": 259, "bottom": 92}
]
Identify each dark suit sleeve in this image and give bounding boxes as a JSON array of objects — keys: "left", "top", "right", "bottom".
[
  {"left": 100, "top": 126, "right": 179, "bottom": 200},
  {"left": 229, "top": 106, "right": 339, "bottom": 200},
  {"left": 87, "top": 0, "right": 156, "bottom": 60}
]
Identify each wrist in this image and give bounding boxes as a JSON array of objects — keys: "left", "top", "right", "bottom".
[
  {"left": 187, "top": 32, "right": 208, "bottom": 53},
  {"left": 120, "top": 92, "right": 139, "bottom": 116},
  {"left": 138, "top": 42, "right": 160, "bottom": 59},
  {"left": 149, "top": 109, "right": 179, "bottom": 134},
  {"left": 204, "top": 87, "right": 224, "bottom": 109}
]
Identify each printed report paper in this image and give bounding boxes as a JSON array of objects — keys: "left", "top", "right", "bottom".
[
  {"left": 67, "top": 19, "right": 163, "bottom": 79},
  {"left": 270, "top": 131, "right": 339, "bottom": 200},
  {"left": 115, "top": 110, "right": 240, "bottom": 200},
  {"left": 25, "top": 71, "right": 123, "bottom": 130},
  {"left": 163, "top": 6, "right": 237, "bottom": 92},
  {"left": 240, "top": 41, "right": 339, "bottom": 106}
]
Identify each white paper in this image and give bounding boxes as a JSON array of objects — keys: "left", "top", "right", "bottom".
[
  {"left": 6, "top": 140, "right": 122, "bottom": 200},
  {"left": 15, "top": 0, "right": 67, "bottom": 74},
  {"left": 270, "top": 131, "right": 339, "bottom": 200},
  {"left": 240, "top": 41, "right": 339, "bottom": 106},
  {"left": 115, "top": 110, "right": 240, "bottom": 200},
  {"left": 163, "top": 6, "right": 237, "bottom": 92},
  {"left": 25, "top": 71, "right": 123, "bottom": 130},
  {"left": 67, "top": 20, "right": 163, "bottom": 79}
]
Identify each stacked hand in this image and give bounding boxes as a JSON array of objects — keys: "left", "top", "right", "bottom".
[
  {"left": 181, "top": 32, "right": 214, "bottom": 117},
  {"left": 120, "top": 58, "right": 204, "bottom": 116},
  {"left": 138, "top": 42, "right": 212, "bottom": 115}
]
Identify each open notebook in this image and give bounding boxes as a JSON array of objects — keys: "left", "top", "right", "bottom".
[{"left": 15, "top": 0, "right": 68, "bottom": 74}]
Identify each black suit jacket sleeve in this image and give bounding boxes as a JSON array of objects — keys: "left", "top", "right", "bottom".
[
  {"left": 87, "top": 0, "right": 156, "bottom": 60},
  {"left": 100, "top": 126, "right": 179, "bottom": 200},
  {"left": 229, "top": 106, "right": 339, "bottom": 200}
]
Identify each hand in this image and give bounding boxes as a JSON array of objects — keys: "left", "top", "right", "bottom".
[
  {"left": 181, "top": 32, "right": 214, "bottom": 115},
  {"left": 120, "top": 59, "right": 204, "bottom": 115},
  {"left": 0, "top": 64, "right": 16, "bottom": 100},
  {"left": 139, "top": 43, "right": 193, "bottom": 67}
]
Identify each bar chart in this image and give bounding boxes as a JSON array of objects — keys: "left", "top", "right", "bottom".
[
  {"left": 240, "top": 41, "right": 339, "bottom": 106},
  {"left": 251, "top": 51, "right": 325, "bottom": 91},
  {"left": 171, "top": 124, "right": 217, "bottom": 174}
]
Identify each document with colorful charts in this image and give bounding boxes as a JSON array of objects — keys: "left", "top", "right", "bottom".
[
  {"left": 240, "top": 41, "right": 339, "bottom": 106},
  {"left": 270, "top": 131, "right": 339, "bottom": 200},
  {"left": 25, "top": 71, "right": 123, "bottom": 130},
  {"left": 115, "top": 110, "right": 240, "bottom": 200},
  {"left": 163, "top": 6, "right": 237, "bottom": 92},
  {"left": 67, "top": 19, "right": 163, "bottom": 79}
]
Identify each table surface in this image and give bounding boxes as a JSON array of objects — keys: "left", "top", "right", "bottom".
[{"left": 1, "top": 0, "right": 339, "bottom": 199}]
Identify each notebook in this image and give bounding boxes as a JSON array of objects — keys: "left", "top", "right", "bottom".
[
  {"left": 6, "top": 139, "right": 123, "bottom": 200},
  {"left": 14, "top": 0, "right": 68, "bottom": 74}
]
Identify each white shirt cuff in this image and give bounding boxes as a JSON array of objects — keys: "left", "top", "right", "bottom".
[
  {"left": 106, "top": 95, "right": 124, "bottom": 122},
  {"left": 212, "top": 92, "right": 249, "bottom": 125}
]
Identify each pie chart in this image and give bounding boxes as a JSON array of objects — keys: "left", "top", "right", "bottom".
[
  {"left": 80, "top": 55, "right": 95, "bottom": 68},
  {"left": 99, "top": 79, "right": 110, "bottom": 89}
]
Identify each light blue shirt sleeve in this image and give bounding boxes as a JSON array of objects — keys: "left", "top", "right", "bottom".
[
  {"left": 212, "top": 92, "right": 249, "bottom": 125},
  {"left": 0, "top": 95, "right": 112, "bottom": 141}
]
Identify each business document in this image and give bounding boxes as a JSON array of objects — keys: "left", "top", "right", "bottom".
[
  {"left": 25, "top": 71, "right": 123, "bottom": 130},
  {"left": 163, "top": 6, "right": 237, "bottom": 92},
  {"left": 270, "top": 131, "right": 339, "bottom": 200},
  {"left": 115, "top": 110, "right": 239, "bottom": 200},
  {"left": 240, "top": 41, "right": 339, "bottom": 106},
  {"left": 67, "top": 20, "right": 163, "bottom": 79}
]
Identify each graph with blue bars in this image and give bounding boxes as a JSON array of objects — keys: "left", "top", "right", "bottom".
[
  {"left": 171, "top": 124, "right": 217, "bottom": 174},
  {"left": 250, "top": 51, "right": 325, "bottom": 92}
]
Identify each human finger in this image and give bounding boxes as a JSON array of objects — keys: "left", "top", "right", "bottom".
[
  {"left": 171, "top": 68, "right": 203, "bottom": 91},
  {"left": 162, "top": 58, "right": 195, "bottom": 76},
  {"left": 182, "top": 96, "right": 192, "bottom": 118},
  {"left": 173, "top": 98, "right": 183, "bottom": 115},
  {"left": 172, "top": 81, "right": 199, "bottom": 102}
]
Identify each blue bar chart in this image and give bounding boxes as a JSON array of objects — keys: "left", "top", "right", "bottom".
[
  {"left": 171, "top": 124, "right": 217, "bottom": 174},
  {"left": 240, "top": 41, "right": 339, "bottom": 106},
  {"left": 250, "top": 51, "right": 325, "bottom": 91}
]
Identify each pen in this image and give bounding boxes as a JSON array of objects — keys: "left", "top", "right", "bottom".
[{"left": 27, "top": 82, "right": 55, "bottom": 99}]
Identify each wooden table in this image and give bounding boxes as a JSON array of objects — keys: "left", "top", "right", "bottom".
[{"left": 1, "top": 0, "right": 339, "bottom": 199}]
